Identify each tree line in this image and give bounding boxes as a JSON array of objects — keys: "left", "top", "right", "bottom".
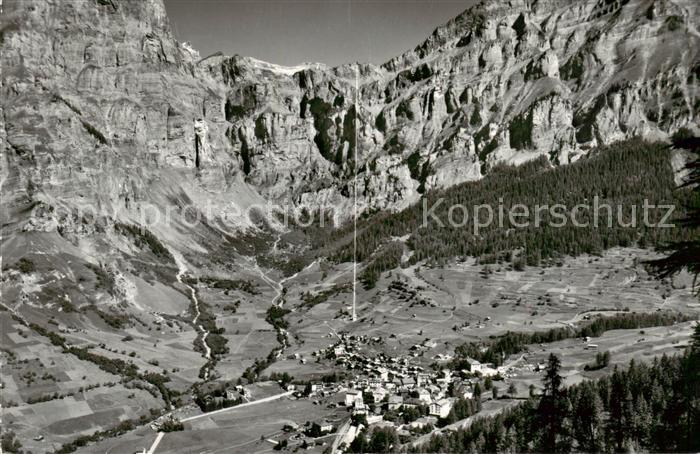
[
  {"left": 451, "top": 312, "right": 693, "bottom": 367},
  {"left": 310, "top": 139, "right": 699, "bottom": 287}
]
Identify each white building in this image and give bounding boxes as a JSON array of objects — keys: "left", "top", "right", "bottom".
[
  {"left": 367, "top": 414, "right": 383, "bottom": 424},
  {"left": 470, "top": 359, "right": 498, "bottom": 377},
  {"left": 353, "top": 400, "right": 368, "bottom": 414},
  {"left": 429, "top": 398, "right": 454, "bottom": 418},
  {"left": 416, "top": 388, "right": 432, "bottom": 404},
  {"left": 372, "top": 387, "right": 388, "bottom": 403},
  {"left": 402, "top": 377, "right": 416, "bottom": 389},
  {"left": 409, "top": 416, "right": 437, "bottom": 429},
  {"left": 387, "top": 395, "right": 404, "bottom": 410},
  {"left": 436, "top": 370, "right": 452, "bottom": 385},
  {"left": 345, "top": 389, "right": 363, "bottom": 407}
]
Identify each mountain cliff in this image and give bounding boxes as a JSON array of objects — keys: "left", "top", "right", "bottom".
[
  {"left": 204, "top": 0, "right": 700, "bottom": 216},
  {"left": 1, "top": 0, "right": 698, "bottom": 248}
]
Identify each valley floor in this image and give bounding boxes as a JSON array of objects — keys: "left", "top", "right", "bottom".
[{"left": 3, "top": 246, "right": 695, "bottom": 453}]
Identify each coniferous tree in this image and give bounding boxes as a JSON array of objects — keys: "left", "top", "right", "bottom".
[
  {"left": 322, "top": 139, "right": 699, "bottom": 280},
  {"left": 348, "top": 430, "right": 368, "bottom": 453},
  {"left": 573, "top": 381, "right": 605, "bottom": 452},
  {"left": 682, "top": 323, "right": 700, "bottom": 451},
  {"left": 647, "top": 131, "right": 700, "bottom": 295},
  {"left": 543, "top": 354, "right": 563, "bottom": 396},
  {"left": 607, "top": 367, "right": 628, "bottom": 451},
  {"left": 414, "top": 340, "right": 700, "bottom": 454},
  {"left": 535, "top": 354, "right": 571, "bottom": 452},
  {"left": 632, "top": 395, "right": 652, "bottom": 448}
]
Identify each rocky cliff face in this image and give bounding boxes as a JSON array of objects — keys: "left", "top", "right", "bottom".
[
  {"left": 208, "top": 0, "right": 699, "bottom": 218},
  {"left": 2, "top": 0, "right": 699, "bottom": 244},
  {"left": 1, "top": 0, "right": 255, "bottom": 257}
]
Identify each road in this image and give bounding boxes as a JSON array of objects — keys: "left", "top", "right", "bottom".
[
  {"left": 146, "top": 391, "right": 294, "bottom": 453},
  {"left": 181, "top": 390, "right": 293, "bottom": 422},
  {"left": 146, "top": 432, "right": 164, "bottom": 454},
  {"left": 330, "top": 419, "right": 351, "bottom": 453}
]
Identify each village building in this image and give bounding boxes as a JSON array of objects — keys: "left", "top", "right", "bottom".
[
  {"left": 367, "top": 414, "right": 383, "bottom": 424},
  {"left": 402, "top": 397, "right": 424, "bottom": 409},
  {"left": 371, "top": 387, "right": 388, "bottom": 403},
  {"left": 353, "top": 400, "right": 368, "bottom": 415},
  {"left": 388, "top": 395, "right": 404, "bottom": 410},
  {"left": 416, "top": 388, "right": 432, "bottom": 404},
  {"left": 345, "top": 389, "right": 363, "bottom": 407},
  {"left": 470, "top": 359, "right": 498, "bottom": 377},
  {"left": 436, "top": 370, "right": 452, "bottom": 385},
  {"left": 429, "top": 398, "right": 454, "bottom": 418},
  {"left": 310, "top": 420, "right": 334, "bottom": 436},
  {"left": 416, "top": 372, "right": 432, "bottom": 387},
  {"left": 401, "top": 377, "right": 416, "bottom": 389},
  {"left": 409, "top": 415, "right": 438, "bottom": 429}
]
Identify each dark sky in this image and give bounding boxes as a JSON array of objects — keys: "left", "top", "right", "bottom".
[{"left": 163, "top": 0, "right": 476, "bottom": 67}]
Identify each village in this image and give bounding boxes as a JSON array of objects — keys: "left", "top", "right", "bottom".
[{"left": 252, "top": 332, "right": 536, "bottom": 452}]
